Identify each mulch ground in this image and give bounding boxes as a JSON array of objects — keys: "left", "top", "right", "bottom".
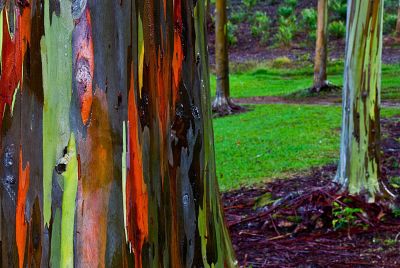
[{"left": 223, "top": 116, "right": 400, "bottom": 267}]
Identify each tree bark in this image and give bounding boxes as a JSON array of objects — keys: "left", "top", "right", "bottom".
[
  {"left": 335, "top": 0, "right": 384, "bottom": 201},
  {"left": 212, "top": 0, "right": 243, "bottom": 117},
  {"left": 312, "top": 0, "right": 328, "bottom": 92},
  {"left": 0, "top": 0, "right": 237, "bottom": 267},
  {"left": 396, "top": 1, "right": 400, "bottom": 37}
]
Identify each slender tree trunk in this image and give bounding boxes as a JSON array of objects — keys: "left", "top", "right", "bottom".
[
  {"left": 396, "top": 1, "right": 400, "bottom": 37},
  {"left": 0, "top": 0, "right": 237, "bottom": 267},
  {"left": 212, "top": 0, "right": 243, "bottom": 117},
  {"left": 335, "top": 0, "right": 384, "bottom": 201},
  {"left": 312, "top": 0, "right": 328, "bottom": 92}
]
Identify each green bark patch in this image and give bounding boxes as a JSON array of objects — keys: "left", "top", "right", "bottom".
[{"left": 41, "top": 0, "right": 74, "bottom": 226}]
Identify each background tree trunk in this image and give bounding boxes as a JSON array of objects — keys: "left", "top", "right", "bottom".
[
  {"left": 212, "top": 0, "right": 243, "bottom": 116},
  {"left": 335, "top": 0, "right": 384, "bottom": 201},
  {"left": 396, "top": 0, "right": 400, "bottom": 37},
  {"left": 0, "top": 0, "right": 237, "bottom": 267},
  {"left": 312, "top": 0, "right": 328, "bottom": 92}
]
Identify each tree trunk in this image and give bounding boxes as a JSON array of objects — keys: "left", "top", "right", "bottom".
[
  {"left": 212, "top": 0, "right": 243, "bottom": 117},
  {"left": 396, "top": 1, "right": 400, "bottom": 37},
  {"left": 335, "top": 0, "right": 384, "bottom": 201},
  {"left": 312, "top": 0, "right": 328, "bottom": 92},
  {"left": 0, "top": 0, "right": 237, "bottom": 267}
]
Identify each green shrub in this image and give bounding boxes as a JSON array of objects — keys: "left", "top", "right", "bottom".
[
  {"left": 301, "top": 8, "right": 317, "bottom": 29},
  {"left": 230, "top": 8, "right": 246, "bottom": 24},
  {"left": 329, "top": 20, "right": 346, "bottom": 39},
  {"left": 274, "top": 15, "right": 297, "bottom": 47},
  {"left": 227, "top": 21, "right": 238, "bottom": 46},
  {"left": 284, "top": 0, "right": 297, "bottom": 8},
  {"left": 329, "top": 0, "right": 347, "bottom": 21},
  {"left": 242, "top": 0, "right": 257, "bottom": 10},
  {"left": 250, "top": 11, "right": 271, "bottom": 44},
  {"left": 278, "top": 15, "right": 297, "bottom": 31},
  {"left": 383, "top": 14, "right": 397, "bottom": 35},
  {"left": 275, "top": 25, "right": 294, "bottom": 47},
  {"left": 277, "top": 6, "right": 294, "bottom": 18},
  {"left": 301, "top": 8, "right": 317, "bottom": 41},
  {"left": 332, "top": 202, "right": 365, "bottom": 231}
]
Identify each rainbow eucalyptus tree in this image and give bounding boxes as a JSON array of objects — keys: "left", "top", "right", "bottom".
[
  {"left": 212, "top": 0, "right": 242, "bottom": 116},
  {"left": 0, "top": 0, "right": 237, "bottom": 267},
  {"left": 335, "top": 0, "right": 384, "bottom": 201},
  {"left": 311, "top": 0, "right": 329, "bottom": 92}
]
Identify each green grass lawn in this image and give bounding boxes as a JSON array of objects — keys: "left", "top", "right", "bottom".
[
  {"left": 210, "top": 62, "right": 400, "bottom": 101},
  {"left": 213, "top": 104, "right": 400, "bottom": 191}
]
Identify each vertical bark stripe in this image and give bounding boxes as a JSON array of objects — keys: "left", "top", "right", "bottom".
[
  {"left": 0, "top": 6, "right": 30, "bottom": 123},
  {"left": 73, "top": 8, "right": 94, "bottom": 126},
  {"left": 172, "top": 0, "right": 183, "bottom": 105},
  {"left": 76, "top": 89, "right": 113, "bottom": 267},
  {"left": 127, "top": 64, "right": 148, "bottom": 268},
  {"left": 41, "top": 0, "right": 74, "bottom": 226},
  {"left": 16, "top": 146, "right": 30, "bottom": 268},
  {"left": 60, "top": 134, "right": 79, "bottom": 268}
]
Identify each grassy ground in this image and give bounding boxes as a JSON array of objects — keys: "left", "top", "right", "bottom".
[
  {"left": 214, "top": 104, "right": 400, "bottom": 191},
  {"left": 210, "top": 62, "right": 400, "bottom": 101}
]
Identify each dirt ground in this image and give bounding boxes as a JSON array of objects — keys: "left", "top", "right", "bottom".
[{"left": 223, "top": 116, "right": 400, "bottom": 267}]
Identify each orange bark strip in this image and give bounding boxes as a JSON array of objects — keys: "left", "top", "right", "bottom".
[
  {"left": 126, "top": 64, "right": 148, "bottom": 268},
  {"left": 0, "top": 7, "right": 31, "bottom": 119},
  {"left": 76, "top": 89, "right": 113, "bottom": 268},
  {"left": 73, "top": 8, "right": 94, "bottom": 125},
  {"left": 172, "top": 0, "right": 183, "bottom": 105},
  {"left": 16, "top": 146, "right": 30, "bottom": 268}
]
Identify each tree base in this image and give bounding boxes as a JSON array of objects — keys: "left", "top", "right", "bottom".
[
  {"left": 212, "top": 96, "right": 246, "bottom": 117},
  {"left": 309, "top": 81, "right": 341, "bottom": 94}
]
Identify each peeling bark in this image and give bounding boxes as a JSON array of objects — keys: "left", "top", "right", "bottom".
[
  {"left": 335, "top": 0, "right": 384, "bottom": 201},
  {"left": 0, "top": 0, "right": 237, "bottom": 267}
]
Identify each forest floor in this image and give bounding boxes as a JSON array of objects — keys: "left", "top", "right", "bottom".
[{"left": 223, "top": 116, "right": 400, "bottom": 267}]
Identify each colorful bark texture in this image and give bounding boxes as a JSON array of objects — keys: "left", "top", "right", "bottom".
[
  {"left": 335, "top": 0, "right": 384, "bottom": 201},
  {"left": 0, "top": 0, "right": 236, "bottom": 267}
]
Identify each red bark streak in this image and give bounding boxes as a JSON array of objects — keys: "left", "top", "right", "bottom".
[
  {"left": 0, "top": 7, "right": 31, "bottom": 124},
  {"left": 73, "top": 8, "right": 94, "bottom": 125},
  {"left": 16, "top": 146, "right": 30, "bottom": 268},
  {"left": 172, "top": 0, "right": 183, "bottom": 106},
  {"left": 170, "top": 2, "right": 184, "bottom": 264},
  {"left": 76, "top": 89, "right": 113, "bottom": 267},
  {"left": 127, "top": 63, "right": 148, "bottom": 268}
]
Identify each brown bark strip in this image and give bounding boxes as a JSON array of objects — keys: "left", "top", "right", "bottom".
[{"left": 76, "top": 89, "right": 113, "bottom": 267}]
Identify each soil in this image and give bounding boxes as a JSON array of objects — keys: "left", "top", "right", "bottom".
[
  {"left": 207, "top": 2, "right": 400, "bottom": 65},
  {"left": 223, "top": 116, "right": 400, "bottom": 267}
]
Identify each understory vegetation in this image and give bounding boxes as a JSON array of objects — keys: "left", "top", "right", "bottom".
[{"left": 216, "top": 0, "right": 400, "bottom": 49}]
